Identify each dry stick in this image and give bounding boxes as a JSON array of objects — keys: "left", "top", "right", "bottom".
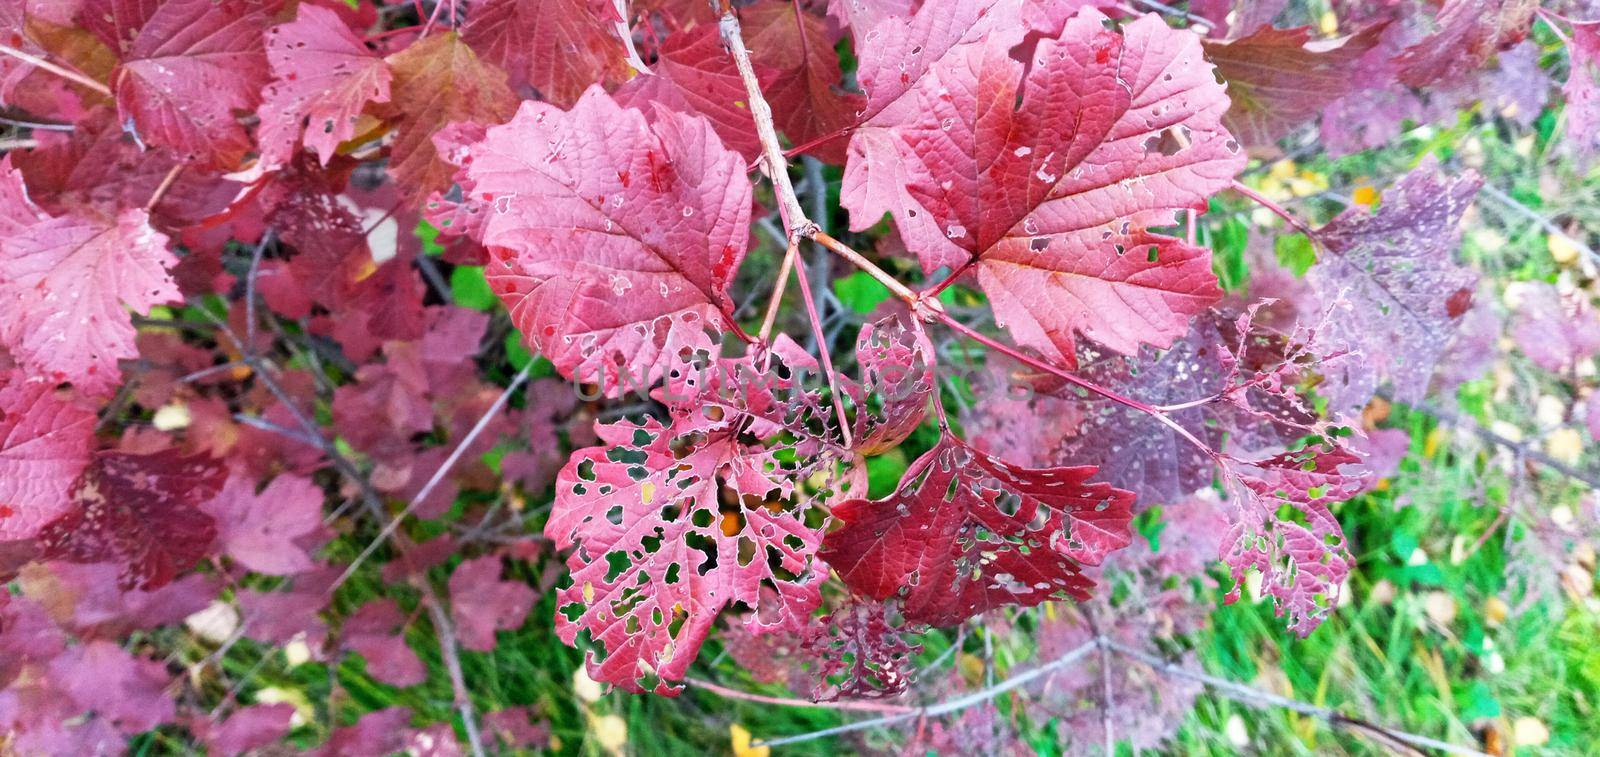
[
  {"left": 146, "top": 163, "right": 185, "bottom": 211},
  {"left": 331, "top": 364, "right": 532, "bottom": 592},
  {"left": 719, "top": 4, "right": 810, "bottom": 233},
  {"left": 752, "top": 639, "right": 1102, "bottom": 748},
  {"left": 415, "top": 578, "right": 489, "bottom": 757},
  {"left": 0, "top": 137, "right": 38, "bottom": 151},
  {"left": 1104, "top": 641, "right": 1490, "bottom": 757},
  {"left": 1478, "top": 182, "right": 1600, "bottom": 267},
  {"left": 682, "top": 677, "right": 915, "bottom": 714},
  {"left": 1395, "top": 392, "right": 1600, "bottom": 489},
  {"left": 758, "top": 237, "right": 800, "bottom": 343},
  {"left": 0, "top": 43, "right": 112, "bottom": 97}
]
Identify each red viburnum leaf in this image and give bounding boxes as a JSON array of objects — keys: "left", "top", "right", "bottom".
[
  {"left": 821, "top": 434, "right": 1134, "bottom": 626},
  {"left": 448, "top": 555, "right": 536, "bottom": 651},
  {"left": 48, "top": 640, "right": 175, "bottom": 734},
  {"left": 311, "top": 706, "right": 412, "bottom": 757},
  {"left": 845, "top": 315, "right": 935, "bottom": 455},
  {"left": 345, "top": 599, "right": 426, "bottom": 688},
  {"left": 741, "top": 0, "right": 865, "bottom": 162},
  {"left": 456, "top": 88, "right": 752, "bottom": 397},
  {"left": 37, "top": 449, "right": 226, "bottom": 590},
  {"left": 1222, "top": 437, "right": 1368, "bottom": 636},
  {"left": 1307, "top": 158, "right": 1481, "bottom": 410},
  {"left": 1510, "top": 281, "right": 1600, "bottom": 371},
  {"left": 256, "top": 3, "right": 392, "bottom": 168},
  {"left": 200, "top": 473, "right": 325, "bottom": 576},
  {"left": 614, "top": 25, "right": 765, "bottom": 161},
  {"left": 844, "top": 7, "right": 1243, "bottom": 366},
  {"left": 111, "top": 0, "right": 270, "bottom": 168},
  {"left": 198, "top": 704, "right": 295, "bottom": 757},
  {"left": 1563, "top": 22, "right": 1600, "bottom": 159},
  {"left": 1394, "top": 0, "right": 1536, "bottom": 88},
  {"left": 802, "top": 602, "right": 923, "bottom": 700},
  {"left": 547, "top": 412, "right": 827, "bottom": 693},
  {"left": 383, "top": 31, "right": 517, "bottom": 201},
  {"left": 0, "top": 204, "right": 180, "bottom": 397},
  {"left": 0, "top": 371, "right": 95, "bottom": 541},
  {"left": 1204, "top": 23, "right": 1386, "bottom": 147},
  {"left": 460, "top": 0, "right": 629, "bottom": 106}
]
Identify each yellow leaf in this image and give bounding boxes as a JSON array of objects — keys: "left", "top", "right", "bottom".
[
  {"left": 731, "top": 724, "right": 770, "bottom": 757},
  {"left": 1549, "top": 233, "right": 1581, "bottom": 265},
  {"left": 640, "top": 481, "right": 656, "bottom": 505},
  {"left": 1319, "top": 10, "right": 1339, "bottom": 34},
  {"left": 589, "top": 713, "right": 628, "bottom": 755},
  {"left": 1545, "top": 427, "right": 1584, "bottom": 466},
  {"left": 1351, "top": 185, "right": 1379, "bottom": 207}
]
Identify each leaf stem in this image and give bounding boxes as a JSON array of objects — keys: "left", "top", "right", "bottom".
[
  {"left": 1230, "top": 179, "right": 1317, "bottom": 238},
  {"left": 0, "top": 43, "right": 111, "bottom": 97},
  {"left": 811, "top": 230, "right": 929, "bottom": 308}
]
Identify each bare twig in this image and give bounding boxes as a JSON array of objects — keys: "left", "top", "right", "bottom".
[
  {"left": 333, "top": 365, "right": 532, "bottom": 590},
  {"left": 1477, "top": 183, "right": 1600, "bottom": 267},
  {"left": 1395, "top": 393, "right": 1600, "bottom": 489},
  {"left": 719, "top": 5, "right": 810, "bottom": 232},
  {"left": 794, "top": 253, "right": 855, "bottom": 448},
  {"left": 1104, "top": 641, "right": 1489, "bottom": 757},
  {"left": 415, "top": 578, "right": 489, "bottom": 757},
  {"left": 683, "top": 677, "right": 914, "bottom": 714},
  {"left": 0, "top": 137, "right": 38, "bottom": 151},
  {"left": 754, "top": 639, "right": 1101, "bottom": 748},
  {"left": 0, "top": 43, "right": 111, "bottom": 97}
]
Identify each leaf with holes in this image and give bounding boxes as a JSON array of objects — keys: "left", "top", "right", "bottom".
[
  {"left": 256, "top": 3, "right": 392, "bottom": 169},
  {"left": 822, "top": 434, "right": 1134, "bottom": 626},
  {"left": 843, "top": 8, "right": 1244, "bottom": 367},
  {"left": 37, "top": 450, "right": 226, "bottom": 590},
  {"left": 0, "top": 371, "right": 96, "bottom": 542}
]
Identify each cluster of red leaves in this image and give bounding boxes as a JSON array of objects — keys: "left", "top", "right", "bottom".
[{"left": 0, "top": 0, "right": 1573, "bottom": 750}]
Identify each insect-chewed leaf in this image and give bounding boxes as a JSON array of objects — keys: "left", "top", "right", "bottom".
[
  {"left": 822, "top": 435, "right": 1134, "bottom": 626},
  {"left": 0, "top": 206, "right": 180, "bottom": 397},
  {"left": 1394, "top": 0, "right": 1536, "bottom": 88},
  {"left": 109, "top": 0, "right": 270, "bottom": 168},
  {"left": 546, "top": 416, "right": 827, "bottom": 694},
  {"left": 845, "top": 316, "right": 935, "bottom": 455},
  {"left": 256, "top": 3, "right": 392, "bottom": 169},
  {"left": 844, "top": 6, "right": 1243, "bottom": 367},
  {"left": 1562, "top": 22, "right": 1600, "bottom": 159},
  {"left": 456, "top": 88, "right": 753, "bottom": 397},
  {"left": 461, "top": 0, "right": 629, "bottom": 107},
  {"left": 1221, "top": 437, "right": 1368, "bottom": 636},
  {"left": 1204, "top": 23, "right": 1386, "bottom": 147},
  {"left": 37, "top": 449, "right": 227, "bottom": 590},
  {"left": 1307, "top": 157, "right": 1481, "bottom": 410},
  {"left": 0, "top": 371, "right": 96, "bottom": 541},
  {"left": 801, "top": 601, "right": 922, "bottom": 700},
  {"left": 383, "top": 31, "right": 518, "bottom": 201}
]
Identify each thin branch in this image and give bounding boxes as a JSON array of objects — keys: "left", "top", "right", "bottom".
[
  {"left": 242, "top": 230, "right": 276, "bottom": 353},
  {"left": 754, "top": 639, "right": 1101, "bottom": 748},
  {"left": 719, "top": 5, "right": 810, "bottom": 233},
  {"left": 1477, "top": 183, "right": 1600, "bottom": 267},
  {"left": 0, "top": 137, "right": 38, "bottom": 151},
  {"left": 0, "top": 43, "right": 112, "bottom": 97},
  {"left": 415, "top": 577, "right": 488, "bottom": 757},
  {"left": 1104, "top": 641, "right": 1489, "bottom": 757},
  {"left": 332, "top": 365, "right": 532, "bottom": 590},
  {"left": 1394, "top": 393, "right": 1600, "bottom": 489},
  {"left": 1231, "top": 179, "right": 1318, "bottom": 238},
  {"left": 812, "top": 230, "right": 927, "bottom": 306},
  {"left": 682, "top": 677, "right": 914, "bottom": 714},
  {"left": 0, "top": 113, "right": 75, "bottom": 131},
  {"left": 758, "top": 236, "right": 799, "bottom": 343},
  {"left": 1128, "top": 0, "right": 1215, "bottom": 29},
  {"left": 145, "top": 163, "right": 185, "bottom": 211}
]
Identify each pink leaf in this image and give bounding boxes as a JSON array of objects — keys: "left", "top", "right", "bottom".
[
  {"left": 1221, "top": 438, "right": 1369, "bottom": 636},
  {"left": 1394, "top": 0, "right": 1536, "bottom": 88},
  {"left": 614, "top": 25, "right": 765, "bottom": 161},
  {"left": 1204, "top": 23, "right": 1387, "bottom": 147},
  {"left": 1511, "top": 281, "right": 1600, "bottom": 372},
  {"left": 0, "top": 207, "right": 180, "bottom": 397},
  {"left": 0, "top": 371, "right": 95, "bottom": 541},
  {"left": 845, "top": 315, "right": 935, "bottom": 455},
  {"left": 844, "top": 9, "right": 1242, "bottom": 366},
  {"left": 547, "top": 415, "right": 826, "bottom": 693},
  {"left": 111, "top": 0, "right": 270, "bottom": 168},
  {"left": 48, "top": 640, "right": 175, "bottom": 734},
  {"left": 198, "top": 704, "right": 295, "bottom": 757},
  {"left": 456, "top": 88, "right": 752, "bottom": 396},
  {"left": 345, "top": 599, "right": 426, "bottom": 688},
  {"left": 822, "top": 434, "right": 1134, "bottom": 625},
  {"left": 447, "top": 555, "right": 536, "bottom": 651},
  {"left": 460, "top": 0, "right": 629, "bottom": 107},
  {"left": 1307, "top": 158, "right": 1481, "bottom": 409},
  {"left": 37, "top": 449, "right": 226, "bottom": 590},
  {"left": 1563, "top": 22, "right": 1600, "bottom": 159},
  {"left": 201, "top": 473, "right": 325, "bottom": 576},
  {"left": 256, "top": 3, "right": 392, "bottom": 168}
]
